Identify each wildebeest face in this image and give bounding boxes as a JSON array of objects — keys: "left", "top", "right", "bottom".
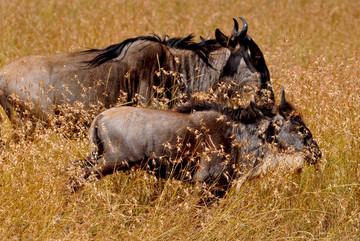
[
  {"left": 264, "top": 89, "right": 322, "bottom": 165},
  {"left": 214, "top": 17, "right": 273, "bottom": 109},
  {"left": 215, "top": 17, "right": 253, "bottom": 78}
]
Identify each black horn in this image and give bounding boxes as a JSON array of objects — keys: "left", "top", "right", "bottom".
[
  {"left": 237, "top": 17, "right": 248, "bottom": 39},
  {"left": 280, "top": 86, "right": 286, "bottom": 108},
  {"left": 231, "top": 18, "right": 239, "bottom": 37}
]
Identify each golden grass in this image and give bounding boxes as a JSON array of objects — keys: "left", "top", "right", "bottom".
[{"left": 1, "top": 0, "right": 359, "bottom": 239}]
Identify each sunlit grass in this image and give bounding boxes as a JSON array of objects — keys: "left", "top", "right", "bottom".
[{"left": 1, "top": 0, "right": 359, "bottom": 239}]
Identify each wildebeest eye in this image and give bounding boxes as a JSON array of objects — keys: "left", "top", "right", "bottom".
[
  {"left": 290, "top": 124, "right": 302, "bottom": 134},
  {"left": 291, "top": 115, "right": 305, "bottom": 125},
  {"left": 294, "top": 123, "right": 314, "bottom": 146}
]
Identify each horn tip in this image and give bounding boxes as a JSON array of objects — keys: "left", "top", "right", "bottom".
[
  {"left": 232, "top": 18, "right": 239, "bottom": 29},
  {"left": 280, "top": 86, "right": 286, "bottom": 105},
  {"left": 239, "top": 17, "right": 248, "bottom": 25},
  {"left": 236, "top": 16, "right": 248, "bottom": 38}
]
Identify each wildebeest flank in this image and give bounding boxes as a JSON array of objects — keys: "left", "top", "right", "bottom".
[
  {"left": 0, "top": 17, "right": 273, "bottom": 125},
  {"left": 72, "top": 89, "right": 321, "bottom": 194}
]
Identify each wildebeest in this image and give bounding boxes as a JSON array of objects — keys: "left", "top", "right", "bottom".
[
  {"left": 72, "top": 89, "right": 320, "bottom": 195},
  {"left": 0, "top": 17, "right": 273, "bottom": 126}
]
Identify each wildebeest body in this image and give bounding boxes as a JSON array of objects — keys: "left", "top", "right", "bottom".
[
  {"left": 0, "top": 18, "right": 272, "bottom": 124},
  {"left": 0, "top": 40, "right": 230, "bottom": 121},
  {"left": 74, "top": 90, "right": 321, "bottom": 193},
  {"left": 84, "top": 107, "right": 233, "bottom": 183}
]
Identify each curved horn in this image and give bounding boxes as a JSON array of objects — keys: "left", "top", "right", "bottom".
[
  {"left": 280, "top": 86, "right": 286, "bottom": 107},
  {"left": 237, "top": 17, "right": 248, "bottom": 39},
  {"left": 231, "top": 18, "right": 239, "bottom": 37}
]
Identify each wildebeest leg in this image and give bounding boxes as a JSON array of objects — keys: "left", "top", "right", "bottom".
[
  {"left": 0, "top": 93, "right": 25, "bottom": 141},
  {"left": 85, "top": 156, "right": 132, "bottom": 178},
  {"left": 68, "top": 156, "right": 96, "bottom": 192},
  {"left": 193, "top": 155, "right": 231, "bottom": 198},
  {"left": 0, "top": 93, "right": 50, "bottom": 141},
  {"left": 70, "top": 152, "right": 133, "bottom": 191},
  {"left": 0, "top": 93, "right": 15, "bottom": 124}
]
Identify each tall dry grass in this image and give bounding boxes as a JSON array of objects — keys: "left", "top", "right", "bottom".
[{"left": 1, "top": 0, "right": 359, "bottom": 239}]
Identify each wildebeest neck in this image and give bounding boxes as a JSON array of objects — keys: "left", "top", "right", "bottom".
[
  {"left": 220, "top": 54, "right": 242, "bottom": 78},
  {"left": 246, "top": 37, "right": 273, "bottom": 100}
]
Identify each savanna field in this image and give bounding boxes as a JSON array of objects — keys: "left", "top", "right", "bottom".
[{"left": 0, "top": 0, "right": 359, "bottom": 239}]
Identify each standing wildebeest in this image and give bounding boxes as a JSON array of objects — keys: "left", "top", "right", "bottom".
[
  {"left": 0, "top": 17, "right": 273, "bottom": 125},
  {"left": 72, "top": 89, "right": 320, "bottom": 194}
]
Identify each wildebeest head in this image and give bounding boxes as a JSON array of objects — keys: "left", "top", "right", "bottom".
[
  {"left": 234, "top": 87, "right": 321, "bottom": 178},
  {"left": 214, "top": 17, "right": 274, "bottom": 109},
  {"left": 265, "top": 88, "right": 322, "bottom": 165}
]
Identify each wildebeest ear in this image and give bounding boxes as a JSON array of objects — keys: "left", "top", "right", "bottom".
[{"left": 215, "top": 29, "right": 229, "bottom": 47}]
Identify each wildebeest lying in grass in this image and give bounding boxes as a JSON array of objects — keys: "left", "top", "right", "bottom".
[
  {"left": 71, "top": 89, "right": 321, "bottom": 195},
  {"left": 0, "top": 17, "right": 273, "bottom": 127}
]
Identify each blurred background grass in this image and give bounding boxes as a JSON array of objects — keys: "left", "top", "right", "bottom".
[{"left": 0, "top": 0, "right": 359, "bottom": 239}]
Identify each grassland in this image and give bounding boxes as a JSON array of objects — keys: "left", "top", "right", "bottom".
[{"left": 1, "top": 0, "right": 359, "bottom": 239}]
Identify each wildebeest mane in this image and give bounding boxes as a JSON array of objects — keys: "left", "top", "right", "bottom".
[
  {"left": 80, "top": 34, "right": 215, "bottom": 68},
  {"left": 174, "top": 99, "right": 275, "bottom": 124}
]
